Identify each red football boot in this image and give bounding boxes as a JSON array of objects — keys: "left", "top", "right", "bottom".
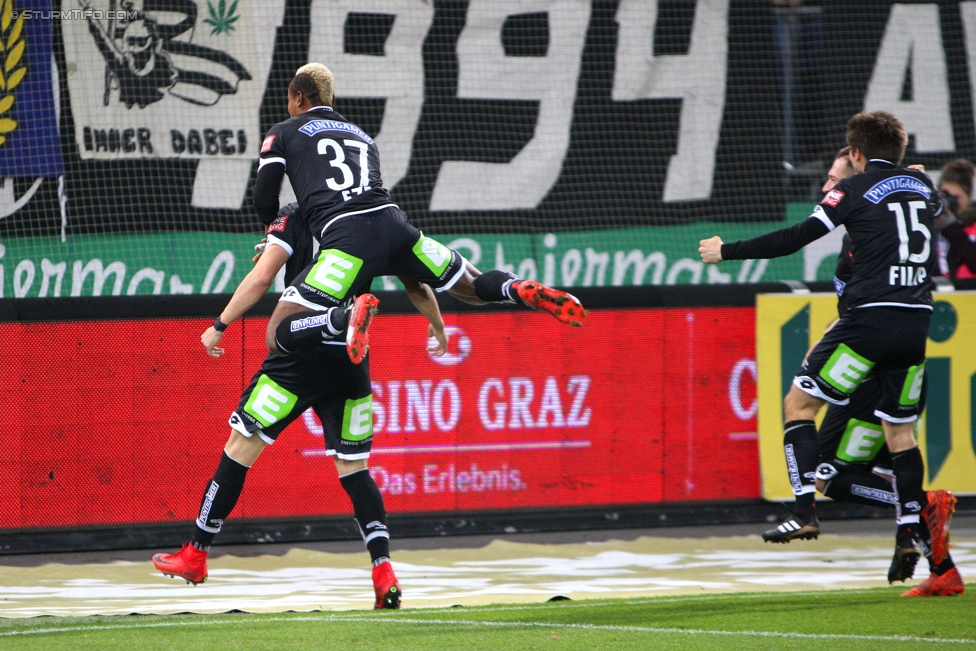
[
  {"left": 902, "top": 567, "right": 965, "bottom": 597},
  {"left": 152, "top": 543, "right": 208, "bottom": 585},
  {"left": 346, "top": 294, "right": 380, "bottom": 364},
  {"left": 922, "top": 490, "right": 957, "bottom": 565},
  {"left": 515, "top": 281, "right": 587, "bottom": 327},
  {"left": 372, "top": 561, "right": 402, "bottom": 609}
]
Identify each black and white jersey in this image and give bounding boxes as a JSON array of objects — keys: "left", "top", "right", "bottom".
[
  {"left": 816, "top": 160, "right": 941, "bottom": 311},
  {"left": 722, "top": 160, "right": 942, "bottom": 312},
  {"left": 833, "top": 233, "right": 854, "bottom": 315},
  {"left": 266, "top": 202, "right": 315, "bottom": 285},
  {"left": 255, "top": 106, "right": 392, "bottom": 237}
]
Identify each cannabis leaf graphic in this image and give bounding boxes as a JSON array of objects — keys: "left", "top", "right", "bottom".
[{"left": 204, "top": 0, "right": 240, "bottom": 36}]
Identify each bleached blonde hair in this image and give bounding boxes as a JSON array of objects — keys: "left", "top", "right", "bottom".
[{"left": 296, "top": 63, "right": 334, "bottom": 105}]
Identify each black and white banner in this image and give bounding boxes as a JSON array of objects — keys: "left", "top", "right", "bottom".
[{"left": 5, "top": 0, "right": 976, "bottom": 236}]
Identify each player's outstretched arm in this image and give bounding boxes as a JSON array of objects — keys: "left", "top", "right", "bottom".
[
  {"left": 400, "top": 276, "right": 447, "bottom": 357},
  {"left": 702, "top": 218, "right": 831, "bottom": 264},
  {"left": 202, "top": 244, "right": 290, "bottom": 358}
]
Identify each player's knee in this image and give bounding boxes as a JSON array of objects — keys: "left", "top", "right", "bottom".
[
  {"left": 224, "top": 430, "right": 265, "bottom": 467},
  {"left": 334, "top": 457, "right": 368, "bottom": 477},
  {"left": 815, "top": 478, "right": 826, "bottom": 494},
  {"left": 448, "top": 272, "right": 488, "bottom": 305},
  {"left": 784, "top": 385, "right": 821, "bottom": 421},
  {"left": 266, "top": 319, "right": 288, "bottom": 355},
  {"left": 882, "top": 421, "right": 917, "bottom": 452}
]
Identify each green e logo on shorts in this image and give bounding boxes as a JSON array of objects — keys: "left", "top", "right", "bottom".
[
  {"left": 342, "top": 395, "right": 373, "bottom": 442},
  {"left": 820, "top": 344, "right": 874, "bottom": 394},
  {"left": 836, "top": 418, "right": 885, "bottom": 462},
  {"left": 413, "top": 235, "right": 451, "bottom": 276},
  {"left": 244, "top": 375, "right": 298, "bottom": 428},
  {"left": 307, "top": 249, "right": 364, "bottom": 299},
  {"left": 900, "top": 363, "right": 925, "bottom": 406}
]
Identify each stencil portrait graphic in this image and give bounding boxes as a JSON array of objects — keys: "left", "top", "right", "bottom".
[{"left": 81, "top": 0, "right": 252, "bottom": 108}]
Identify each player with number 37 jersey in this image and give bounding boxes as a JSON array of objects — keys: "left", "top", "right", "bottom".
[{"left": 258, "top": 105, "right": 392, "bottom": 239}]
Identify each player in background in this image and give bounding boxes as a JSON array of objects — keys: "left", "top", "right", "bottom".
[
  {"left": 251, "top": 63, "right": 585, "bottom": 368},
  {"left": 151, "top": 202, "right": 448, "bottom": 610},
  {"left": 936, "top": 159, "right": 976, "bottom": 279},
  {"left": 699, "top": 111, "right": 955, "bottom": 584},
  {"left": 771, "top": 148, "right": 962, "bottom": 594}
]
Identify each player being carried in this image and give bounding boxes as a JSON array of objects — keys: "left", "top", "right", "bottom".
[
  {"left": 699, "top": 111, "right": 955, "bottom": 585},
  {"left": 251, "top": 63, "right": 585, "bottom": 369}
]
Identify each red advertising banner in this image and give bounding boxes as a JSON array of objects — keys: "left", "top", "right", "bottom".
[{"left": 0, "top": 307, "right": 759, "bottom": 531}]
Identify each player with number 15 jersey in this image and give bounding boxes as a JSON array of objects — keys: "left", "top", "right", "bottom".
[{"left": 817, "top": 162, "right": 940, "bottom": 311}]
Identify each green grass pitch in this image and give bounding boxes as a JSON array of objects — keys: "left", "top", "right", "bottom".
[{"left": 1, "top": 588, "right": 972, "bottom": 650}]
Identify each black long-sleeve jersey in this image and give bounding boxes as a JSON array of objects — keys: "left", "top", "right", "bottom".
[
  {"left": 266, "top": 202, "right": 315, "bottom": 285},
  {"left": 833, "top": 233, "right": 854, "bottom": 316},
  {"left": 253, "top": 106, "right": 393, "bottom": 237},
  {"left": 723, "top": 160, "right": 942, "bottom": 311}
]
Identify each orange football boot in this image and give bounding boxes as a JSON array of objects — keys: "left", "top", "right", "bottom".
[
  {"left": 152, "top": 543, "right": 208, "bottom": 585},
  {"left": 902, "top": 567, "right": 965, "bottom": 597},
  {"left": 515, "top": 281, "right": 587, "bottom": 327},
  {"left": 346, "top": 294, "right": 380, "bottom": 364}
]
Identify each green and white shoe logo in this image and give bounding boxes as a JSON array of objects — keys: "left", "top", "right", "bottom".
[
  {"left": 820, "top": 344, "right": 874, "bottom": 394},
  {"left": 244, "top": 375, "right": 298, "bottom": 428},
  {"left": 307, "top": 249, "right": 363, "bottom": 299},
  {"left": 342, "top": 395, "right": 373, "bottom": 442},
  {"left": 413, "top": 235, "right": 451, "bottom": 276}
]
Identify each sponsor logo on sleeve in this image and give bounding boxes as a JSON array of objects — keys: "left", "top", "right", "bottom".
[
  {"left": 268, "top": 214, "right": 288, "bottom": 232},
  {"left": 822, "top": 189, "right": 845, "bottom": 207},
  {"left": 261, "top": 135, "right": 276, "bottom": 153}
]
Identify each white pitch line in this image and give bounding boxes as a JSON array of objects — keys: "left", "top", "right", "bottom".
[{"left": 0, "top": 614, "right": 971, "bottom": 645}]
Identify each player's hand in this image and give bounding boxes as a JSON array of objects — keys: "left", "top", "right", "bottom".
[
  {"left": 427, "top": 323, "right": 448, "bottom": 357},
  {"left": 202, "top": 326, "right": 226, "bottom": 358},
  {"left": 907, "top": 164, "right": 926, "bottom": 172},
  {"left": 699, "top": 236, "right": 724, "bottom": 264},
  {"left": 252, "top": 237, "right": 268, "bottom": 263}
]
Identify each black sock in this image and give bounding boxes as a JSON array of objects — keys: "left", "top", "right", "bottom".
[
  {"left": 274, "top": 308, "right": 347, "bottom": 354},
  {"left": 890, "top": 447, "right": 927, "bottom": 528},
  {"left": 473, "top": 270, "right": 522, "bottom": 303},
  {"left": 784, "top": 420, "right": 819, "bottom": 515},
  {"left": 339, "top": 469, "right": 390, "bottom": 563},
  {"left": 930, "top": 554, "right": 956, "bottom": 575},
  {"left": 191, "top": 452, "right": 249, "bottom": 550},
  {"left": 818, "top": 462, "right": 897, "bottom": 509}
]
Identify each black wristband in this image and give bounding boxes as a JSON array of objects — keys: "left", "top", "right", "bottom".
[{"left": 213, "top": 317, "right": 229, "bottom": 332}]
